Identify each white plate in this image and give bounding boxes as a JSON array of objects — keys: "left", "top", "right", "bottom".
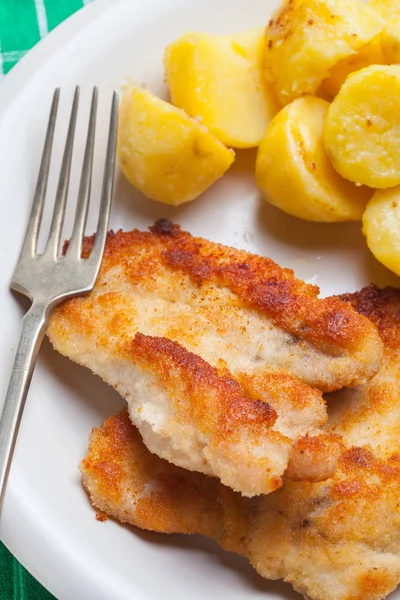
[{"left": 0, "top": 1, "right": 398, "bottom": 599}]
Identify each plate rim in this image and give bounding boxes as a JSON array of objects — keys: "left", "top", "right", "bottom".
[
  {"left": 2, "top": 2, "right": 393, "bottom": 599},
  {"left": 0, "top": 2, "right": 143, "bottom": 599},
  {"left": 0, "top": 0, "right": 114, "bottom": 119}
]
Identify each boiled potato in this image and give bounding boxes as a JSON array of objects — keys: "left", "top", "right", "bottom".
[
  {"left": 164, "top": 29, "right": 279, "bottom": 148},
  {"left": 322, "top": 37, "right": 385, "bottom": 97},
  {"left": 117, "top": 87, "right": 235, "bottom": 205},
  {"left": 256, "top": 97, "right": 372, "bottom": 222},
  {"left": 325, "top": 65, "right": 400, "bottom": 188},
  {"left": 380, "top": 27, "right": 400, "bottom": 63},
  {"left": 368, "top": 0, "right": 400, "bottom": 63},
  {"left": 263, "top": 0, "right": 385, "bottom": 105},
  {"left": 369, "top": 0, "right": 400, "bottom": 25},
  {"left": 363, "top": 187, "right": 400, "bottom": 275}
]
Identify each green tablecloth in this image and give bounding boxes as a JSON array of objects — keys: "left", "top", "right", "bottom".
[
  {"left": 0, "top": 2, "right": 93, "bottom": 596},
  {"left": 0, "top": 545, "right": 54, "bottom": 600},
  {"left": 0, "top": 0, "right": 92, "bottom": 76}
]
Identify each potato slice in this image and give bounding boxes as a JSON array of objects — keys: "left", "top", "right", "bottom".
[
  {"left": 363, "top": 187, "right": 400, "bottom": 275},
  {"left": 325, "top": 65, "right": 400, "bottom": 188},
  {"left": 256, "top": 96, "right": 372, "bottom": 222},
  {"left": 263, "top": 0, "right": 385, "bottom": 105},
  {"left": 164, "top": 30, "right": 279, "bottom": 148},
  {"left": 117, "top": 87, "right": 235, "bottom": 206},
  {"left": 380, "top": 26, "right": 400, "bottom": 63},
  {"left": 322, "top": 37, "right": 385, "bottom": 97},
  {"left": 369, "top": 0, "right": 400, "bottom": 23},
  {"left": 368, "top": 0, "right": 400, "bottom": 63}
]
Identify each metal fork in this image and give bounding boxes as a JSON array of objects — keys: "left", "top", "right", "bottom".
[{"left": 0, "top": 87, "right": 118, "bottom": 511}]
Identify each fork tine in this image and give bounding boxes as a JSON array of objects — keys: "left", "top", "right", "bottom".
[
  {"left": 21, "top": 88, "right": 60, "bottom": 257},
  {"left": 45, "top": 86, "right": 80, "bottom": 258},
  {"left": 88, "top": 91, "right": 118, "bottom": 273},
  {"left": 0, "top": 89, "right": 119, "bottom": 512},
  {"left": 67, "top": 87, "right": 98, "bottom": 259}
]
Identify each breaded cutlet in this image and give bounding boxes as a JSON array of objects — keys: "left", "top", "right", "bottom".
[
  {"left": 48, "top": 222, "right": 382, "bottom": 495},
  {"left": 81, "top": 286, "right": 400, "bottom": 600}
]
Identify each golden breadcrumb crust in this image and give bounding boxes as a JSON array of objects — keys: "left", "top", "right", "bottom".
[
  {"left": 49, "top": 224, "right": 382, "bottom": 494},
  {"left": 81, "top": 286, "right": 400, "bottom": 600}
]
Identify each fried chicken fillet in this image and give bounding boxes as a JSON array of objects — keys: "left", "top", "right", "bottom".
[
  {"left": 81, "top": 286, "right": 400, "bottom": 600},
  {"left": 48, "top": 222, "right": 382, "bottom": 495}
]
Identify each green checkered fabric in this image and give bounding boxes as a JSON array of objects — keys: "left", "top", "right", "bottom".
[
  {"left": 0, "top": 1, "right": 94, "bottom": 595},
  {"left": 0, "top": 0, "right": 92, "bottom": 77}
]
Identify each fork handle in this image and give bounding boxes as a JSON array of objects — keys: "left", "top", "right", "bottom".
[{"left": 0, "top": 303, "right": 48, "bottom": 511}]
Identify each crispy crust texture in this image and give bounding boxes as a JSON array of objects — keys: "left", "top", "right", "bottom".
[
  {"left": 81, "top": 286, "right": 400, "bottom": 600},
  {"left": 150, "top": 220, "right": 367, "bottom": 354},
  {"left": 81, "top": 411, "right": 251, "bottom": 544},
  {"left": 56, "top": 220, "right": 383, "bottom": 392},
  {"left": 49, "top": 224, "right": 383, "bottom": 494},
  {"left": 127, "top": 333, "right": 278, "bottom": 435},
  {"left": 125, "top": 333, "right": 290, "bottom": 495}
]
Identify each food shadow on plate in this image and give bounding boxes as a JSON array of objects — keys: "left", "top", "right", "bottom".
[
  {"left": 125, "top": 526, "right": 301, "bottom": 599},
  {"left": 223, "top": 147, "right": 258, "bottom": 179},
  {"left": 112, "top": 148, "right": 258, "bottom": 227},
  {"left": 113, "top": 169, "right": 195, "bottom": 223},
  {"left": 257, "top": 197, "right": 365, "bottom": 252},
  {"left": 362, "top": 249, "right": 400, "bottom": 289},
  {"left": 256, "top": 198, "right": 400, "bottom": 288},
  {"left": 39, "top": 336, "right": 125, "bottom": 422}
]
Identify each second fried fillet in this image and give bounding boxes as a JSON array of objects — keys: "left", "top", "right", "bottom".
[
  {"left": 48, "top": 222, "right": 382, "bottom": 495},
  {"left": 81, "top": 286, "right": 400, "bottom": 600}
]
